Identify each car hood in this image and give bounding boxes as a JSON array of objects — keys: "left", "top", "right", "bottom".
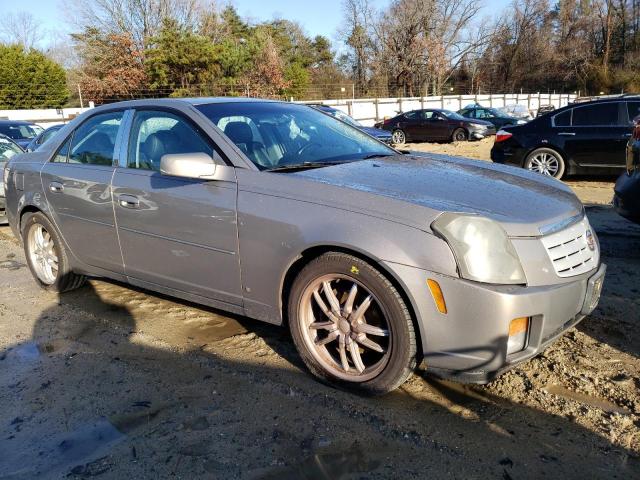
[
  {"left": 293, "top": 154, "right": 583, "bottom": 237},
  {"left": 464, "top": 119, "right": 494, "bottom": 127},
  {"left": 359, "top": 126, "right": 391, "bottom": 138}
]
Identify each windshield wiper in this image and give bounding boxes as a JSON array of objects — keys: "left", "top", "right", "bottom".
[
  {"left": 267, "top": 161, "right": 352, "bottom": 172},
  {"left": 360, "top": 153, "right": 396, "bottom": 160}
]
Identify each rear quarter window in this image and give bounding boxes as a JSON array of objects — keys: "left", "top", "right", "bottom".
[
  {"left": 627, "top": 102, "right": 640, "bottom": 124},
  {"left": 553, "top": 110, "right": 571, "bottom": 126}
]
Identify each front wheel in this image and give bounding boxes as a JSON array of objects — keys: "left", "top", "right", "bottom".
[
  {"left": 451, "top": 128, "right": 467, "bottom": 142},
  {"left": 524, "top": 148, "right": 565, "bottom": 179},
  {"left": 288, "top": 253, "right": 417, "bottom": 395},
  {"left": 22, "top": 212, "right": 86, "bottom": 292},
  {"left": 392, "top": 129, "right": 406, "bottom": 144}
]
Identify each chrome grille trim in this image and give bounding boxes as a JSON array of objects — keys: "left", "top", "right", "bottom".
[{"left": 540, "top": 216, "right": 598, "bottom": 277}]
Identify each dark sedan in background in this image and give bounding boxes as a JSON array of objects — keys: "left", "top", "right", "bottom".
[
  {"left": 310, "top": 104, "right": 393, "bottom": 144},
  {"left": 491, "top": 96, "right": 640, "bottom": 178},
  {"left": 614, "top": 115, "right": 640, "bottom": 223},
  {"left": 377, "top": 108, "right": 495, "bottom": 144},
  {"left": 0, "top": 120, "right": 43, "bottom": 149},
  {"left": 457, "top": 105, "right": 527, "bottom": 129},
  {"left": 25, "top": 124, "right": 64, "bottom": 152}
]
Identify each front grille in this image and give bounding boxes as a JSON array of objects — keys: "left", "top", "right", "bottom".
[{"left": 540, "top": 217, "right": 598, "bottom": 277}]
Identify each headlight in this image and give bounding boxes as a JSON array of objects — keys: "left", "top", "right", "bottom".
[{"left": 432, "top": 213, "right": 526, "bottom": 284}]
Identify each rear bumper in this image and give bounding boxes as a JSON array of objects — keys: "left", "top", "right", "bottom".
[
  {"left": 614, "top": 171, "right": 640, "bottom": 224},
  {"left": 490, "top": 144, "right": 525, "bottom": 167},
  {"left": 382, "top": 261, "right": 606, "bottom": 384}
]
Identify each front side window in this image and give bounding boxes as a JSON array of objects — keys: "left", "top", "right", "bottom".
[
  {"left": 196, "top": 102, "right": 395, "bottom": 170},
  {"left": 128, "top": 110, "right": 217, "bottom": 171},
  {"left": 67, "top": 112, "right": 124, "bottom": 165},
  {"left": 572, "top": 103, "right": 619, "bottom": 126}
]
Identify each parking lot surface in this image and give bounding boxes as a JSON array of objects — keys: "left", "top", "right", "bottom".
[{"left": 1, "top": 144, "right": 639, "bottom": 478}]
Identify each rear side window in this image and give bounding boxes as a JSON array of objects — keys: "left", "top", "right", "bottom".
[
  {"left": 572, "top": 103, "right": 619, "bottom": 126},
  {"left": 403, "top": 111, "right": 419, "bottom": 120},
  {"left": 627, "top": 102, "right": 640, "bottom": 124},
  {"left": 68, "top": 112, "right": 124, "bottom": 165},
  {"left": 553, "top": 110, "right": 571, "bottom": 126}
]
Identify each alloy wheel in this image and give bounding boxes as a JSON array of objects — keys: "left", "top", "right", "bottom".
[
  {"left": 27, "top": 224, "right": 59, "bottom": 285},
  {"left": 392, "top": 130, "right": 405, "bottom": 144},
  {"left": 298, "top": 274, "right": 391, "bottom": 382},
  {"left": 528, "top": 151, "right": 560, "bottom": 176}
]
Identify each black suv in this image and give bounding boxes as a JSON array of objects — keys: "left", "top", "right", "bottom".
[{"left": 491, "top": 96, "right": 640, "bottom": 178}]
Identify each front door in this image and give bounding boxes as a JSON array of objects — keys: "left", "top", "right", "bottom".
[
  {"left": 421, "top": 111, "right": 449, "bottom": 141},
  {"left": 111, "top": 109, "right": 243, "bottom": 306},
  {"left": 40, "top": 110, "right": 126, "bottom": 273}
]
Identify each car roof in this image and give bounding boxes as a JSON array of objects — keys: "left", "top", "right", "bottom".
[{"left": 0, "top": 119, "right": 37, "bottom": 126}]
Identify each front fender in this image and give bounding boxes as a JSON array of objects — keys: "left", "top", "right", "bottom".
[{"left": 237, "top": 188, "right": 458, "bottom": 325}]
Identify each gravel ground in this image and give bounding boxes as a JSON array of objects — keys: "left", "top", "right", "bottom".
[{"left": 1, "top": 143, "right": 639, "bottom": 478}]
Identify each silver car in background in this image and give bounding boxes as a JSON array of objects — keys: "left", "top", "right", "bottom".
[
  {"left": 3, "top": 98, "right": 606, "bottom": 394},
  {"left": 0, "top": 134, "right": 25, "bottom": 224}
]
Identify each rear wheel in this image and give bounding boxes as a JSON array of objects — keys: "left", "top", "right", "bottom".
[
  {"left": 451, "top": 128, "right": 467, "bottom": 142},
  {"left": 392, "top": 129, "right": 406, "bottom": 144},
  {"left": 22, "top": 212, "right": 86, "bottom": 292},
  {"left": 524, "top": 147, "right": 565, "bottom": 179},
  {"left": 288, "top": 253, "right": 417, "bottom": 395}
]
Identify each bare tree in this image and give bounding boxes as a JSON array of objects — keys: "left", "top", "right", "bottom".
[
  {"left": 0, "top": 11, "right": 43, "bottom": 50},
  {"left": 64, "top": 0, "right": 210, "bottom": 51}
]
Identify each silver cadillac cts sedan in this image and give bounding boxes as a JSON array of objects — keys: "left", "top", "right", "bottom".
[{"left": 3, "top": 98, "right": 606, "bottom": 394}]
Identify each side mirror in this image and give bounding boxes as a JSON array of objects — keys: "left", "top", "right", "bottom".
[{"left": 160, "top": 153, "right": 220, "bottom": 180}]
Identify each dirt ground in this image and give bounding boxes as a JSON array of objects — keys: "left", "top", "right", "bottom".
[{"left": 1, "top": 143, "right": 639, "bottom": 479}]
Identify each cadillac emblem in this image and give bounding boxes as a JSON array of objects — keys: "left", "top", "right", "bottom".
[{"left": 585, "top": 229, "right": 595, "bottom": 251}]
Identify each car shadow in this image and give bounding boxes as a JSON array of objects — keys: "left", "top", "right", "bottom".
[{"left": 1, "top": 282, "right": 638, "bottom": 479}]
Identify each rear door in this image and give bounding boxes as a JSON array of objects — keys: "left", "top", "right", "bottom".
[
  {"left": 560, "top": 102, "right": 628, "bottom": 169},
  {"left": 399, "top": 111, "right": 423, "bottom": 140},
  {"left": 40, "top": 110, "right": 127, "bottom": 274},
  {"left": 111, "top": 108, "right": 242, "bottom": 307}
]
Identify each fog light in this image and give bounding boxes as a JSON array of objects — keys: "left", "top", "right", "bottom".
[
  {"left": 427, "top": 279, "right": 447, "bottom": 314},
  {"left": 507, "top": 317, "right": 529, "bottom": 354}
]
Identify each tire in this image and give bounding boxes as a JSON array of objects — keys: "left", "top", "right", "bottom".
[
  {"left": 288, "top": 252, "right": 417, "bottom": 395},
  {"left": 451, "top": 128, "right": 467, "bottom": 142},
  {"left": 392, "top": 129, "right": 406, "bottom": 144},
  {"left": 524, "top": 147, "right": 565, "bottom": 179},
  {"left": 22, "top": 212, "right": 86, "bottom": 292}
]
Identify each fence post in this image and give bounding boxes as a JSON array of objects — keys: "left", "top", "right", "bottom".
[
  {"left": 374, "top": 98, "right": 379, "bottom": 122},
  {"left": 347, "top": 101, "right": 352, "bottom": 116},
  {"left": 420, "top": 96, "right": 424, "bottom": 109},
  {"left": 77, "top": 84, "right": 84, "bottom": 109},
  {"left": 398, "top": 97, "right": 402, "bottom": 114}
]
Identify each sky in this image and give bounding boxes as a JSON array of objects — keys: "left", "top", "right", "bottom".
[{"left": 0, "top": 0, "right": 512, "bottom": 49}]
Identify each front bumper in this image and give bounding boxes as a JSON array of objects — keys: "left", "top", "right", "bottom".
[
  {"left": 0, "top": 193, "right": 6, "bottom": 225},
  {"left": 614, "top": 171, "right": 640, "bottom": 224},
  {"left": 382, "top": 261, "right": 606, "bottom": 384}
]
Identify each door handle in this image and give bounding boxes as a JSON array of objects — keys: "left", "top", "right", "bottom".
[
  {"left": 118, "top": 194, "right": 140, "bottom": 209},
  {"left": 623, "top": 133, "right": 632, "bottom": 138},
  {"left": 49, "top": 182, "right": 64, "bottom": 193},
  {"left": 558, "top": 132, "right": 576, "bottom": 136}
]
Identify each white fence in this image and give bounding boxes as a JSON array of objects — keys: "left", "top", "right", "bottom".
[
  {"left": 0, "top": 93, "right": 576, "bottom": 128},
  {"left": 0, "top": 107, "right": 92, "bottom": 128},
  {"left": 299, "top": 93, "right": 577, "bottom": 126}
]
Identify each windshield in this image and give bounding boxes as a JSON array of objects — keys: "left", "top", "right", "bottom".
[
  {"left": 492, "top": 108, "right": 514, "bottom": 118},
  {"left": 197, "top": 102, "right": 394, "bottom": 170},
  {"left": 0, "top": 137, "right": 22, "bottom": 160},
  {"left": 441, "top": 110, "right": 467, "bottom": 121},
  {"left": 0, "top": 123, "right": 42, "bottom": 140}
]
